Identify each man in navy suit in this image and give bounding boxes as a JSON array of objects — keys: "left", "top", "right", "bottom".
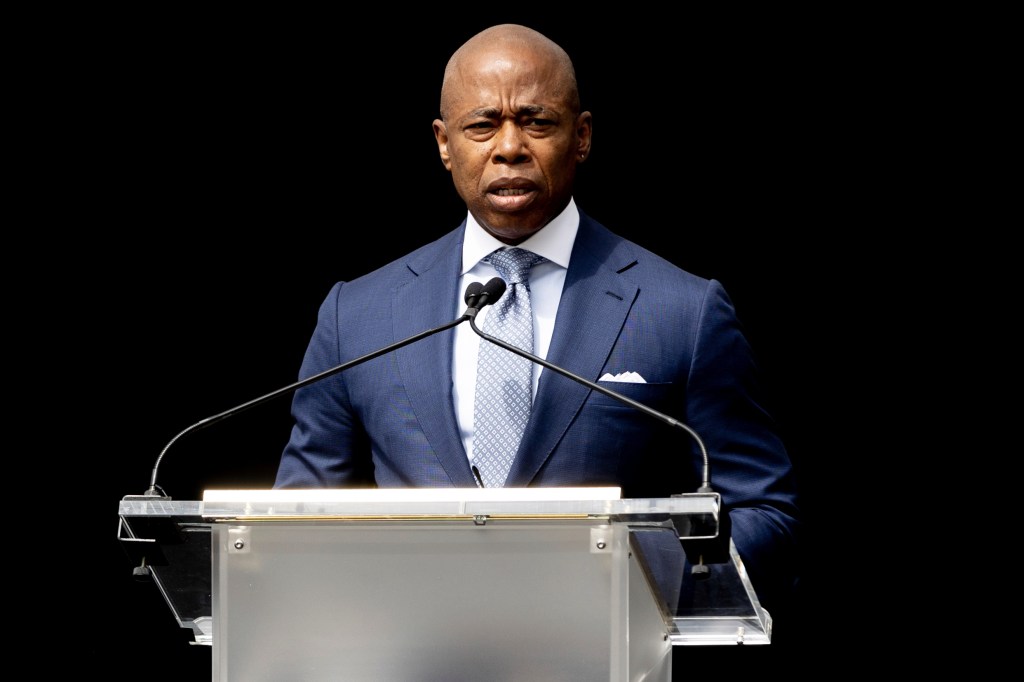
[{"left": 275, "top": 23, "right": 801, "bottom": 612}]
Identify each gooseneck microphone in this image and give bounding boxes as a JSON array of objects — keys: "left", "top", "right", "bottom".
[
  {"left": 469, "top": 277, "right": 713, "bottom": 494},
  {"left": 472, "top": 276, "right": 726, "bottom": 573},
  {"left": 139, "top": 281, "right": 505, "bottom": 498}
]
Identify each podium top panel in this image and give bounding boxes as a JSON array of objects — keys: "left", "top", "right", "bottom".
[{"left": 118, "top": 488, "right": 720, "bottom": 520}]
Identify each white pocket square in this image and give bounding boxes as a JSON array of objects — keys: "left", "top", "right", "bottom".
[{"left": 599, "top": 371, "right": 646, "bottom": 383}]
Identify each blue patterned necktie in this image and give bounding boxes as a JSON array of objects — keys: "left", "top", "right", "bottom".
[{"left": 473, "top": 247, "right": 547, "bottom": 487}]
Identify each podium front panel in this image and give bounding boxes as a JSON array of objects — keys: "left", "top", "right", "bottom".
[{"left": 212, "top": 519, "right": 622, "bottom": 682}]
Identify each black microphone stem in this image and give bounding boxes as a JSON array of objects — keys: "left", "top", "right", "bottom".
[
  {"left": 144, "top": 313, "right": 473, "bottom": 497},
  {"left": 468, "top": 316, "right": 712, "bottom": 492}
]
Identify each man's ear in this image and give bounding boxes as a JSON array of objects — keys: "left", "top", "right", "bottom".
[
  {"left": 433, "top": 119, "right": 452, "bottom": 170},
  {"left": 576, "top": 111, "right": 593, "bottom": 161}
]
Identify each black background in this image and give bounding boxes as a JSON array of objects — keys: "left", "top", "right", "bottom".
[{"left": 74, "top": 10, "right": 896, "bottom": 679}]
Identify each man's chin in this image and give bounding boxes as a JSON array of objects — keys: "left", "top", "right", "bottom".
[{"left": 477, "top": 218, "right": 546, "bottom": 245}]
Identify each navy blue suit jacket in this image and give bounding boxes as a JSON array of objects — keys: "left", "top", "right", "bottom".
[{"left": 275, "top": 212, "right": 801, "bottom": 608}]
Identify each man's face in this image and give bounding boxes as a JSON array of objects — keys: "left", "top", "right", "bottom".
[{"left": 433, "top": 47, "right": 592, "bottom": 244}]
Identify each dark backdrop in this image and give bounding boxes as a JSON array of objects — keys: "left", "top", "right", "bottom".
[{"left": 83, "top": 12, "right": 883, "bottom": 679}]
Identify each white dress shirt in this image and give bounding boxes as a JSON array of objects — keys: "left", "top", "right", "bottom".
[{"left": 453, "top": 198, "right": 579, "bottom": 466}]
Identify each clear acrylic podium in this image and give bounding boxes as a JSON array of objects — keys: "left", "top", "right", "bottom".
[{"left": 118, "top": 488, "right": 771, "bottom": 681}]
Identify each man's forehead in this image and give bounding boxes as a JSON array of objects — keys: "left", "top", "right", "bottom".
[
  {"left": 461, "top": 102, "right": 553, "bottom": 119},
  {"left": 450, "top": 69, "right": 568, "bottom": 112},
  {"left": 441, "top": 41, "right": 575, "bottom": 119}
]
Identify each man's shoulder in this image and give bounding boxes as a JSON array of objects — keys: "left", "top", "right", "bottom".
[
  {"left": 577, "top": 212, "right": 711, "bottom": 289},
  {"left": 345, "top": 223, "right": 465, "bottom": 287}
]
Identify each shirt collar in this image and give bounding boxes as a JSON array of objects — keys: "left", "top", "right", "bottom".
[{"left": 461, "top": 198, "right": 579, "bottom": 275}]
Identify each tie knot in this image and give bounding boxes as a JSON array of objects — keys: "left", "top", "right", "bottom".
[{"left": 487, "top": 248, "right": 545, "bottom": 285}]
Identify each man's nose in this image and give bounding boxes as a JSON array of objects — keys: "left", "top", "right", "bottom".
[{"left": 492, "top": 122, "right": 529, "bottom": 163}]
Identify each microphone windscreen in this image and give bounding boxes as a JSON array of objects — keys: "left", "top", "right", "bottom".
[
  {"left": 464, "top": 281, "right": 484, "bottom": 305},
  {"left": 481, "top": 277, "right": 506, "bottom": 303}
]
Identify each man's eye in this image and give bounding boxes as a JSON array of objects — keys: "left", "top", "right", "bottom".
[
  {"left": 525, "top": 118, "right": 554, "bottom": 127},
  {"left": 467, "top": 121, "right": 494, "bottom": 130}
]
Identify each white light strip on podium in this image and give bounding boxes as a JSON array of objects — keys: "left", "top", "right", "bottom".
[{"left": 202, "top": 487, "right": 622, "bottom": 504}]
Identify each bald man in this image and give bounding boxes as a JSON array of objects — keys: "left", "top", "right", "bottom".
[{"left": 275, "top": 24, "right": 802, "bottom": 613}]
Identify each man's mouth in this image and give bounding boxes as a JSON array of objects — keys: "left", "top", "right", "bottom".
[{"left": 486, "top": 186, "right": 535, "bottom": 212}]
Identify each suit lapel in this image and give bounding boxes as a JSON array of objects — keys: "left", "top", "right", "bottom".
[
  {"left": 392, "top": 225, "right": 478, "bottom": 486},
  {"left": 509, "top": 216, "right": 640, "bottom": 486}
]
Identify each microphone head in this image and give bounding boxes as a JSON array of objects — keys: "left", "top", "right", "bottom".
[
  {"left": 477, "top": 277, "right": 506, "bottom": 308},
  {"left": 464, "top": 281, "right": 484, "bottom": 306}
]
